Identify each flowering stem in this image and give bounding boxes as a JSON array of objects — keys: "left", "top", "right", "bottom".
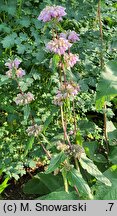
[
  {"left": 63, "top": 70, "right": 67, "bottom": 85},
  {"left": 61, "top": 63, "right": 66, "bottom": 85},
  {"left": 60, "top": 105, "right": 72, "bottom": 148},
  {"left": 14, "top": 78, "right": 24, "bottom": 95},
  {"left": 73, "top": 99, "right": 77, "bottom": 136}
]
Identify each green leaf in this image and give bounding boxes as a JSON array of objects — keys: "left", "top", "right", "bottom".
[
  {"left": 17, "top": 44, "right": 25, "bottom": 54},
  {"left": 29, "top": 160, "right": 36, "bottom": 168},
  {"left": 45, "top": 152, "right": 66, "bottom": 174},
  {"left": 0, "top": 23, "right": 11, "bottom": 33},
  {"left": 107, "top": 121, "right": 117, "bottom": 146},
  {"left": 39, "top": 191, "right": 79, "bottom": 200},
  {"left": 12, "top": 173, "right": 20, "bottom": 180},
  {"left": 93, "top": 165, "right": 117, "bottom": 200},
  {"left": 24, "top": 136, "right": 34, "bottom": 156},
  {"left": 67, "top": 168, "right": 93, "bottom": 199},
  {"left": 22, "top": 104, "right": 30, "bottom": 124},
  {"left": 0, "top": 177, "right": 9, "bottom": 194},
  {"left": 23, "top": 173, "right": 63, "bottom": 195},
  {"left": 109, "top": 146, "right": 117, "bottom": 164},
  {"left": 51, "top": 54, "right": 60, "bottom": 72},
  {"left": 43, "top": 115, "right": 53, "bottom": 132},
  {"left": 0, "top": 75, "right": 10, "bottom": 86},
  {"left": 50, "top": 133, "right": 64, "bottom": 144},
  {"left": 76, "top": 131, "right": 83, "bottom": 145},
  {"left": 66, "top": 69, "right": 78, "bottom": 82},
  {"left": 1, "top": 33, "right": 17, "bottom": 48},
  {"left": 18, "top": 17, "right": 31, "bottom": 27},
  {"left": 23, "top": 178, "right": 50, "bottom": 195},
  {"left": 83, "top": 141, "right": 107, "bottom": 163},
  {"left": 96, "top": 61, "right": 117, "bottom": 109},
  {"left": 79, "top": 153, "right": 112, "bottom": 186}
]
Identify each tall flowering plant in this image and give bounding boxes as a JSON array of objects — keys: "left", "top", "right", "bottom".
[
  {"left": 36, "top": 5, "right": 111, "bottom": 198},
  {"left": 37, "top": 5, "right": 86, "bottom": 195}
]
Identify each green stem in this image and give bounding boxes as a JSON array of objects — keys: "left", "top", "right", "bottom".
[
  {"left": 62, "top": 170, "right": 69, "bottom": 193},
  {"left": 18, "top": 0, "right": 23, "bottom": 18},
  {"left": 74, "top": 158, "right": 79, "bottom": 171}
]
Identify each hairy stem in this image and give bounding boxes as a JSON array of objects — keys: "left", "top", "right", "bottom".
[
  {"left": 60, "top": 105, "right": 72, "bottom": 148},
  {"left": 73, "top": 99, "right": 77, "bottom": 136}
]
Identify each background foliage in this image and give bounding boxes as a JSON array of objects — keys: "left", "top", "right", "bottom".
[{"left": 0, "top": 0, "right": 117, "bottom": 200}]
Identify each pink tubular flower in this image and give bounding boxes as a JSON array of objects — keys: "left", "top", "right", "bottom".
[
  {"left": 26, "top": 92, "right": 34, "bottom": 104},
  {"left": 5, "top": 58, "right": 21, "bottom": 69},
  {"left": 5, "top": 58, "right": 26, "bottom": 79},
  {"left": 68, "top": 31, "right": 80, "bottom": 43},
  {"left": 60, "top": 31, "right": 80, "bottom": 43},
  {"left": 14, "top": 92, "right": 34, "bottom": 105},
  {"left": 53, "top": 90, "right": 64, "bottom": 106},
  {"left": 53, "top": 82, "right": 80, "bottom": 105},
  {"left": 16, "top": 68, "right": 25, "bottom": 78},
  {"left": 46, "top": 37, "right": 72, "bottom": 55},
  {"left": 64, "top": 52, "right": 80, "bottom": 69},
  {"left": 38, "top": 5, "right": 66, "bottom": 22}
]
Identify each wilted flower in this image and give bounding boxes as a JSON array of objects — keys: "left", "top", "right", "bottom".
[
  {"left": 60, "top": 30, "right": 80, "bottom": 43},
  {"left": 46, "top": 37, "right": 72, "bottom": 55},
  {"left": 26, "top": 124, "right": 42, "bottom": 137},
  {"left": 63, "top": 52, "right": 80, "bottom": 69},
  {"left": 38, "top": 5, "right": 66, "bottom": 22},
  {"left": 14, "top": 92, "right": 34, "bottom": 105},
  {"left": 5, "top": 58, "right": 21, "bottom": 69},
  {"left": 53, "top": 82, "right": 80, "bottom": 105}
]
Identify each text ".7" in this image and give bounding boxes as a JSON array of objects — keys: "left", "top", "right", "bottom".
[{"left": 106, "top": 203, "right": 114, "bottom": 212}]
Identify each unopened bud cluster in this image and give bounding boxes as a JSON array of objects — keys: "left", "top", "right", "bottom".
[{"left": 69, "top": 144, "right": 85, "bottom": 160}]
